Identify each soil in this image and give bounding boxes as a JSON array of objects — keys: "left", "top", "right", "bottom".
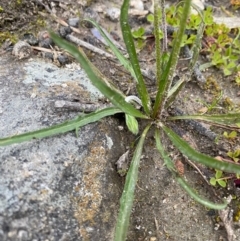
[{"left": 0, "top": 0, "right": 240, "bottom": 241}]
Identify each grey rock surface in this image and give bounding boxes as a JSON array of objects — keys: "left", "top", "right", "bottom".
[{"left": 0, "top": 55, "right": 124, "bottom": 241}]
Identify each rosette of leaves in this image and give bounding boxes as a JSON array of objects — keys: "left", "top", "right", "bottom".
[{"left": 1, "top": 0, "right": 240, "bottom": 240}]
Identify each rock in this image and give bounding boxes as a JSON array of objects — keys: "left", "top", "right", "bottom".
[
  {"left": 38, "top": 31, "right": 54, "bottom": 48},
  {"left": 12, "top": 41, "right": 32, "bottom": 59},
  {"left": 213, "top": 17, "right": 240, "bottom": 29},
  {"left": 191, "top": 0, "right": 205, "bottom": 15},
  {"left": 130, "top": 0, "right": 144, "bottom": 11},
  {"left": 22, "top": 33, "right": 39, "bottom": 46},
  {"left": 59, "top": 26, "right": 72, "bottom": 38},
  {"left": 57, "top": 54, "right": 69, "bottom": 65},
  {"left": 68, "top": 17, "right": 80, "bottom": 27},
  {"left": 106, "top": 7, "right": 121, "bottom": 22},
  {"left": 0, "top": 54, "right": 125, "bottom": 241}
]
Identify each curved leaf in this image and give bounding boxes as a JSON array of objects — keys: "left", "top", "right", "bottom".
[
  {"left": 168, "top": 113, "right": 240, "bottom": 127},
  {"left": 160, "top": 124, "right": 240, "bottom": 174},
  {"left": 120, "top": 0, "right": 151, "bottom": 115},
  {"left": 152, "top": 0, "right": 192, "bottom": 117},
  {"left": 155, "top": 129, "right": 227, "bottom": 210},
  {"left": 176, "top": 177, "right": 227, "bottom": 209},
  {"left": 84, "top": 19, "right": 137, "bottom": 81},
  {"left": 50, "top": 32, "right": 148, "bottom": 119},
  {"left": 114, "top": 124, "right": 151, "bottom": 241},
  {"left": 0, "top": 107, "right": 122, "bottom": 146}
]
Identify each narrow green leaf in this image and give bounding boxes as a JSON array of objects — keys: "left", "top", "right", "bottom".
[
  {"left": 120, "top": 0, "right": 151, "bottom": 115},
  {"left": 84, "top": 19, "right": 137, "bottom": 80},
  {"left": 50, "top": 32, "right": 148, "bottom": 119},
  {"left": 125, "top": 114, "right": 139, "bottom": 135},
  {"left": 155, "top": 128, "right": 176, "bottom": 171},
  {"left": 168, "top": 113, "right": 240, "bottom": 127},
  {"left": 114, "top": 124, "right": 151, "bottom": 241},
  {"left": 0, "top": 107, "right": 122, "bottom": 146},
  {"left": 152, "top": 0, "right": 192, "bottom": 117},
  {"left": 161, "top": 124, "right": 240, "bottom": 173},
  {"left": 176, "top": 177, "right": 227, "bottom": 209},
  {"left": 153, "top": 1, "right": 162, "bottom": 86},
  {"left": 155, "top": 129, "right": 227, "bottom": 210}
]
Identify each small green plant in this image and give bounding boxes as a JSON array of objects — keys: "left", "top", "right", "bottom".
[
  {"left": 227, "top": 149, "right": 240, "bottom": 162},
  {"left": 210, "top": 170, "right": 227, "bottom": 187},
  {"left": 149, "top": 4, "right": 240, "bottom": 85},
  {"left": 131, "top": 27, "right": 146, "bottom": 49},
  {"left": 223, "top": 130, "right": 237, "bottom": 140},
  {"left": 201, "top": 23, "right": 240, "bottom": 83},
  {"left": 1, "top": 0, "right": 240, "bottom": 240}
]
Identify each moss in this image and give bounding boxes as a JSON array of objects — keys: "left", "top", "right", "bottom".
[
  {"left": 204, "top": 76, "right": 221, "bottom": 95},
  {"left": 16, "top": 0, "right": 22, "bottom": 5},
  {"left": 36, "top": 16, "right": 46, "bottom": 28},
  {"left": 0, "top": 32, "right": 18, "bottom": 47},
  {"left": 223, "top": 97, "right": 234, "bottom": 110},
  {"left": 0, "top": 6, "right": 4, "bottom": 12},
  {"left": 27, "top": 16, "right": 46, "bottom": 35}
]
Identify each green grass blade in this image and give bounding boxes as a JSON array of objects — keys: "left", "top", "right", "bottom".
[
  {"left": 50, "top": 32, "right": 148, "bottom": 119},
  {"left": 152, "top": 0, "right": 192, "bottom": 117},
  {"left": 155, "top": 129, "right": 227, "bottom": 210},
  {"left": 114, "top": 124, "right": 151, "bottom": 241},
  {"left": 176, "top": 177, "right": 227, "bottom": 209},
  {"left": 0, "top": 107, "right": 122, "bottom": 146},
  {"left": 168, "top": 113, "right": 240, "bottom": 127},
  {"left": 154, "top": 0, "right": 162, "bottom": 85},
  {"left": 120, "top": 0, "right": 151, "bottom": 115},
  {"left": 84, "top": 19, "right": 137, "bottom": 80},
  {"left": 176, "top": 176, "right": 227, "bottom": 210},
  {"left": 160, "top": 123, "right": 240, "bottom": 173}
]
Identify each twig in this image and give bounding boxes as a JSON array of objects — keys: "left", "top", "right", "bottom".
[
  {"left": 32, "top": 46, "right": 61, "bottom": 53},
  {"left": 154, "top": 216, "right": 161, "bottom": 240},
  {"left": 65, "top": 34, "right": 116, "bottom": 59},
  {"left": 184, "top": 158, "right": 210, "bottom": 185},
  {"left": 54, "top": 100, "right": 112, "bottom": 112},
  {"left": 38, "top": 11, "right": 81, "bottom": 34},
  {"left": 218, "top": 196, "right": 236, "bottom": 241}
]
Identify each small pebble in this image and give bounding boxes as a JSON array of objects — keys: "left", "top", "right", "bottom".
[
  {"left": 38, "top": 31, "right": 53, "bottom": 48},
  {"left": 191, "top": 0, "right": 205, "bottom": 14},
  {"left": 83, "top": 35, "right": 100, "bottom": 46},
  {"left": 130, "top": 0, "right": 144, "bottom": 11},
  {"left": 57, "top": 54, "right": 69, "bottom": 65},
  {"left": 59, "top": 26, "right": 72, "bottom": 38},
  {"left": 22, "top": 33, "right": 38, "bottom": 46},
  {"left": 12, "top": 41, "right": 32, "bottom": 59},
  {"left": 68, "top": 17, "right": 80, "bottom": 27},
  {"left": 42, "top": 52, "right": 53, "bottom": 61},
  {"left": 106, "top": 7, "right": 120, "bottom": 22}
]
